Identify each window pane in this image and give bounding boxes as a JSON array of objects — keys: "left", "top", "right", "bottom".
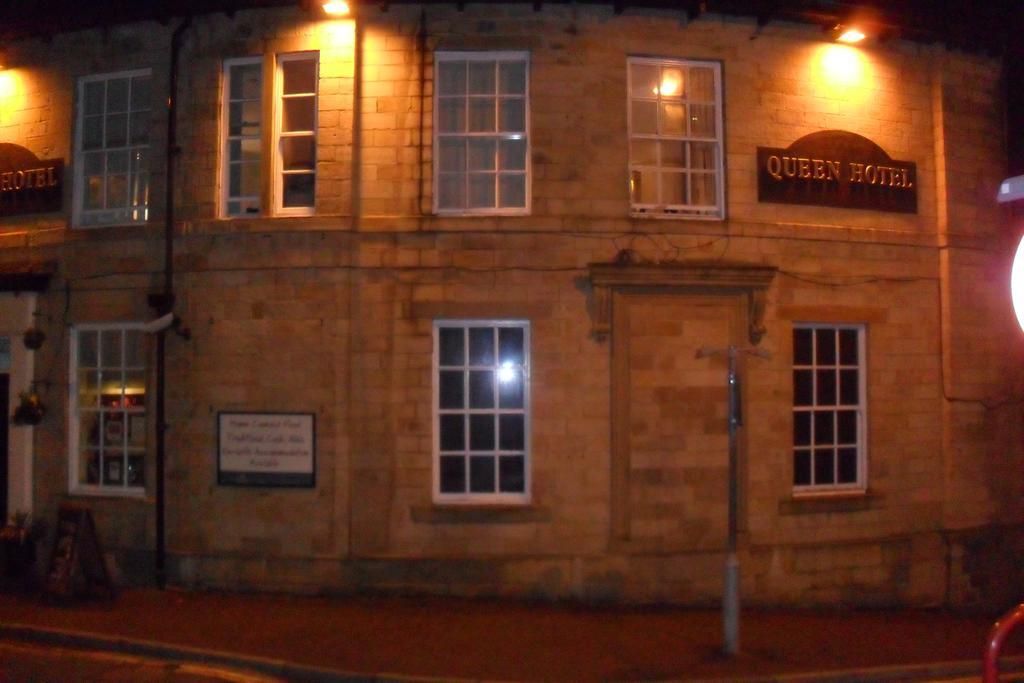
[
  {"left": 437, "top": 174, "right": 465, "bottom": 209},
  {"left": 815, "top": 329, "right": 836, "bottom": 365},
  {"left": 468, "top": 61, "right": 496, "bottom": 94},
  {"left": 469, "top": 328, "right": 494, "bottom": 365},
  {"left": 439, "top": 414, "right": 465, "bottom": 451},
  {"left": 688, "top": 66, "right": 715, "bottom": 101},
  {"left": 439, "top": 370, "right": 464, "bottom": 409},
  {"left": 101, "top": 330, "right": 122, "bottom": 368},
  {"left": 837, "top": 448, "right": 858, "bottom": 484},
  {"left": 129, "top": 111, "right": 149, "bottom": 145},
  {"left": 439, "top": 327, "right": 464, "bottom": 366},
  {"left": 281, "top": 136, "right": 315, "bottom": 171},
  {"left": 631, "top": 101, "right": 657, "bottom": 134},
  {"left": 498, "top": 138, "right": 526, "bottom": 171},
  {"left": 837, "top": 410, "right": 857, "bottom": 444},
  {"left": 813, "top": 411, "right": 834, "bottom": 445},
  {"left": 440, "top": 455, "right": 466, "bottom": 493},
  {"left": 816, "top": 369, "right": 837, "bottom": 405},
  {"left": 469, "top": 414, "right": 495, "bottom": 450},
  {"left": 79, "top": 330, "right": 99, "bottom": 366},
  {"left": 438, "top": 98, "right": 466, "bottom": 133},
  {"left": 794, "top": 450, "right": 811, "bottom": 486},
  {"left": 631, "top": 169, "right": 657, "bottom": 204},
  {"left": 839, "top": 329, "right": 858, "bottom": 365},
  {"left": 78, "top": 371, "right": 100, "bottom": 409},
  {"left": 497, "top": 369, "right": 524, "bottom": 408},
  {"left": 660, "top": 102, "right": 685, "bottom": 135},
  {"left": 661, "top": 171, "right": 686, "bottom": 205},
  {"left": 498, "top": 327, "right": 524, "bottom": 364},
  {"left": 658, "top": 66, "right": 684, "bottom": 98},
  {"left": 630, "top": 63, "right": 659, "bottom": 99},
  {"left": 498, "top": 174, "right": 525, "bottom": 209},
  {"left": 106, "top": 112, "right": 128, "bottom": 147},
  {"left": 84, "top": 81, "right": 105, "bottom": 116},
  {"left": 631, "top": 139, "right": 657, "bottom": 166},
  {"left": 230, "top": 101, "right": 262, "bottom": 137},
  {"left": 282, "top": 173, "right": 315, "bottom": 208},
  {"left": 689, "top": 103, "right": 716, "bottom": 137},
  {"left": 499, "top": 455, "right": 525, "bottom": 492},
  {"left": 125, "top": 330, "right": 144, "bottom": 367},
  {"left": 793, "top": 328, "right": 813, "bottom": 365},
  {"left": 282, "top": 57, "right": 317, "bottom": 94},
  {"left": 690, "top": 142, "right": 716, "bottom": 169},
  {"left": 83, "top": 115, "right": 104, "bottom": 150},
  {"left": 106, "top": 77, "right": 129, "bottom": 113},
  {"left": 691, "top": 173, "right": 716, "bottom": 207},
  {"left": 469, "top": 455, "right": 495, "bottom": 493},
  {"left": 438, "top": 61, "right": 466, "bottom": 96},
  {"left": 498, "top": 61, "right": 526, "bottom": 95},
  {"left": 839, "top": 369, "right": 859, "bottom": 405},
  {"left": 468, "top": 97, "right": 495, "bottom": 132},
  {"left": 469, "top": 370, "right": 494, "bottom": 408},
  {"left": 127, "top": 456, "right": 145, "bottom": 487},
  {"left": 814, "top": 449, "right": 835, "bottom": 485},
  {"left": 282, "top": 97, "right": 315, "bottom": 132},
  {"left": 499, "top": 414, "right": 524, "bottom": 450},
  {"left": 439, "top": 138, "right": 466, "bottom": 173},
  {"left": 660, "top": 141, "right": 685, "bottom": 167},
  {"left": 499, "top": 98, "right": 525, "bottom": 132},
  {"left": 230, "top": 63, "right": 262, "bottom": 100},
  {"left": 467, "top": 138, "right": 496, "bottom": 171},
  {"left": 468, "top": 174, "right": 496, "bottom": 208}
]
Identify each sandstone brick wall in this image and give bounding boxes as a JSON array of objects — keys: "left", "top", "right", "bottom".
[{"left": 0, "top": 3, "right": 1020, "bottom": 606}]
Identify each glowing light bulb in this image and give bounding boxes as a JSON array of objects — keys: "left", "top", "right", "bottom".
[
  {"left": 322, "top": 0, "right": 350, "bottom": 15},
  {"left": 497, "top": 362, "right": 517, "bottom": 383},
  {"left": 836, "top": 28, "right": 866, "bottom": 44}
]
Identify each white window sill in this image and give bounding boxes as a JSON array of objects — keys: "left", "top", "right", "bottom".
[{"left": 778, "top": 490, "right": 880, "bottom": 516}]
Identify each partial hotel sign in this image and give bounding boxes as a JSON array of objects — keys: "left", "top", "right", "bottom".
[
  {"left": 217, "top": 412, "right": 316, "bottom": 487},
  {"left": 757, "top": 130, "right": 917, "bottom": 214},
  {"left": 0, "top": 143, "right": 63, "bottom": 217}
]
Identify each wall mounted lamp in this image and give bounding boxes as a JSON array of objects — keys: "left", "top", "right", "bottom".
[
  {"left": 827, "top": 23, "right": 867, "bottom": 44},
  {"left": 322, "top": 0, "right": 351, "bottom": 15}
]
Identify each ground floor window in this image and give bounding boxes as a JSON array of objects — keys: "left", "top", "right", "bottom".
[
  {"left": 70, "top": 324, "right": 147, "bottom": 495},
  {"left": 792, "top": 323, "right": 866, "bottom": 492},
  {"left": 434, "top": 320, "right": 530, "bottom": 502}
]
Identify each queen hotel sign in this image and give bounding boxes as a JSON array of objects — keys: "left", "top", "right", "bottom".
[
  {"left": 757, "top": 130, "right": 917, "bottom": 213},
  {"left": 0, "top": 143, "right": 63, "bottom": 217}
]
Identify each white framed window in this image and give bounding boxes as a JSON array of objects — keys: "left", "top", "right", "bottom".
[
  {"left": 627, "top": 57, "right": 724, "bottom": 219},
  {"left": 69, "top": 324, "right": 147, "bottom": 496},
  {"left": 433, "top": 320, "right": 530, "bottom": 503},
  {"left": 434, "top": 51, "right": 530, "bottom": 215},
  {"left": 792, "top": 324, "right": 866, "bottom": 493},
  {"left": 74, "top": 69, "right": 152, "bottom": 228},
  {"left": 222, "top": 57, "right": 263, "bottom": 217},
  {"left": 220, "top": 52, "right": 318, "bottom": 217}
]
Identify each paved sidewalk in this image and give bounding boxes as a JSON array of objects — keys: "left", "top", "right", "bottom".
[{"left": 0, "top": 588, "right": 1022, "bottom": 681}]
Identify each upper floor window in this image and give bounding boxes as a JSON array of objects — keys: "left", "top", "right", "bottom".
[
  {"left": 69, "top": 324, "right": 147, "bottom": 496},
  {"left": 627, "top": 57, "right": 724, "bottom": 219},
  {"left": 75, "top": 70, "right": 151, "bottom": 228},
  {"left": 792, "top": 324, "right": 866, "bottom": 493},
  {"left": 434, "top": 51, "right": 530, "bottom": 215},
  {"left": 434, "top": 320, "right": 530, "bottom": 503},
  {"left": 221, "top": 52, "right": 318, "bottom": 217}
]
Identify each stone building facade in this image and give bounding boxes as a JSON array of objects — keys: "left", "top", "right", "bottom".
[{"left": 0, "top": 1, "right": 1022, "bottom": 607}]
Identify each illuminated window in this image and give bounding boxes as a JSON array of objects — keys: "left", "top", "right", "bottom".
[
  {"left": 792, "top": 324, "right": 866, "bottom": 493},
  {"left": 627, "top": 57, "right": 724, "bottom": 219},
  {"left": 74, "top": 70, "right": 151, "bottom": 227},
  {"left": 434, "top": 321, "right": 530, "bottom": 502},
  {"left": 221, "top": 52, "right": 318, "bottom": 217},
  {"left": 70, "top": 324, "right": 147, "bottom": 495},
  {"left": 434, "top": 52, "right": 530, "bottom": 215}
]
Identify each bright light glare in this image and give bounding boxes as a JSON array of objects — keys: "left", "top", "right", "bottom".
[
  {"left": 497, "top": 362, "right": 517, "bottom": 383},
  {"left": 837, "top": 28, "right": 866, "bottom": 44},
  {"left": 1011, "top": 235, "right": 1024, "bottom": 332},
  {"left": 322, "top": 0, "right": 350, "bottom": 15}
]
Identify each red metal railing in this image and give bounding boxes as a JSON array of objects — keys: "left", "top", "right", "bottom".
[{"left": 984, "top": 602, "right": 1024, "bottom": 682}]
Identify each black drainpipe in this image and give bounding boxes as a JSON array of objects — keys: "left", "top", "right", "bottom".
[{"left": 151, "top": 15, "right": 192, "bottom": 590}]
